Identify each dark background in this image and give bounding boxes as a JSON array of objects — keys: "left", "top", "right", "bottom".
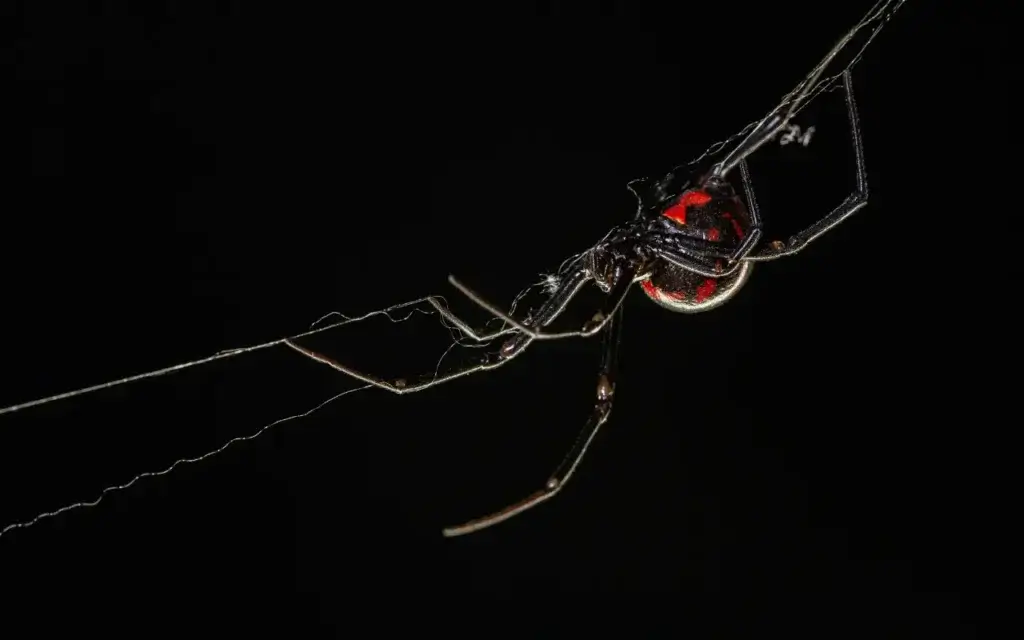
[{"left": 1, "top": 0, "right": 1000, "bottom": 633}]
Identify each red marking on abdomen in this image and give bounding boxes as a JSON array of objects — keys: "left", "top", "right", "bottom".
[
  {"left": 662, "top": 190, "right": 711, "bottom": 225},
  {"left": 641, "top": 279, "right": 685, "bottom": 302},
  {"left": 707, "top": 228, "right": 721, "bottom": 242},
  {"left": 722, "top": 212, "right": 745, "bottom": 239},
  {"left": 695, "top": 278, "right": 717, "bottom": 303}
]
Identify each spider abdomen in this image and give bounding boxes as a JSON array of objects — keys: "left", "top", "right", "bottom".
[
  {"left": 657, "top": 184, "right": 752, "bottom": 247},
  {"left": 637, "top": 179, "right": 756, "bottom": 312},
  {"left": 640, "top": 260, "right": 754, "bottom": 313}
]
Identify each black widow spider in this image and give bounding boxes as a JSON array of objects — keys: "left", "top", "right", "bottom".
[{"left": 284, "top": 1, "right": 902, "bottom": 536}]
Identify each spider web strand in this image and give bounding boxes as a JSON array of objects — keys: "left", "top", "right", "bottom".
[
  {"left": 0, "top": 385, "right": 371, "bottom": 540},
  {"left": 681, "top": 0, "right": 906, "bottom": 172},
  {"left": 0, "top": 286, "right": 535, "bottom": 538},
  {"left": 0, "top": 296, "right": 442, "bottom": 417}
]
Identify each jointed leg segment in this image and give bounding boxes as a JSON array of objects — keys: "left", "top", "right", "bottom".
[
  {"left": 654, "top": 70, "right": 867, "bottom": 272},
  {"left": 442, "top": 302, "right": 625, "bottom": 537},
  {"left": 747, "top": 70, "right": 868, "bottom": 260},
  {"left": 285, "top": 256, "right": 631, "bottom": 535},
  {"left": 284, "top": 295, "right": 524, "bottom": 395},
  {"left": 284, "top": 257, "right": 604, "bottom": 394}
]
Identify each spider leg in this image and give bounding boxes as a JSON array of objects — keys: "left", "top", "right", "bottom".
[
  {"left": 710, "top": 0, "right": 897, "bottom": 178},
  {"left": 729, "top": 158, "right": 765, "bottom": 260},
  {"left": 284, "top": 269, "right": 592, "bottom": 395},
  {"left": 442, "top": 302, "right": 625, "bottom": 537},
  {"left": 284, "top": 337, "right": 505, "bottom": 395},
  {"left": 650, "top": 245, "right": 724, "bottom": 279},
  {"left": 423, "top": 296, "right": 517, "bottom": 343},
  {"left": 745, "top": 70, "right": 868, "bottom": 260},
  {"left": 282, "top": 300, "right": 522, "bottom": 395},
  {"left": 657, "top": 69, "right": 866, "bottom": 268},
  {"left": 448, "top": 262, "right": 636, "bottom": 346}
]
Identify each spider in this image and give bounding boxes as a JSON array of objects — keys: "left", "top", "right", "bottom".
[
  {"left": 0, "top": 0, "right": 905, "bottom": 542},
  {"left": 285, "top": 37, "right": 876, "bottom": 536}
]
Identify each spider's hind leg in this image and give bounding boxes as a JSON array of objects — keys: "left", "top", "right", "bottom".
[
  {"left": 746, "top": 70, "right": 869, "bottom": 261},
  {"left": 730, "top": 158, "right": 764, "bottom": 261}
]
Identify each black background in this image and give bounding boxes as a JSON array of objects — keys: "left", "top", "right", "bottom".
[{"left": 2, "top": 0, "right": 1000, "bottom": 633}]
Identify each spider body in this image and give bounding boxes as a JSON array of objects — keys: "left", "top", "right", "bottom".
[
  {"left": 623, "top": 173, "right": 756, "bottom": 313},
  {"left": 436, "top": 68, "right": 869, "bottom": 535}
]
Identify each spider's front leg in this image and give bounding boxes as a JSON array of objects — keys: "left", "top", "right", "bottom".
[
  {"left": 284, "top": 296, "right": 527, "bottom": 395},
  {"left": 284, "top": 261, "right": 598, "bottom": 395}
]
